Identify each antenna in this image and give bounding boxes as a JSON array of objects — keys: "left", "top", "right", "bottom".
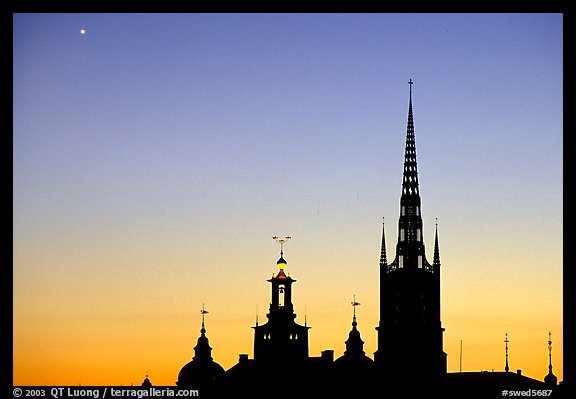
[{"left": 459, "top": 340, "right": 463, "bottom": 373}]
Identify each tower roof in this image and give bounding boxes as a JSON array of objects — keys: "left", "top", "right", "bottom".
[
  {"left": 402, "top": 79, "right": 420, "bottom": 199},
  {"left": 544, "top": 331, "right": 557, "bottom": 385},
  {"left": 177, "top": 305, "right": 225, "bottom": 387},
  {"left": 334, "top": 297, "right": 374, "bottom": 369},
  {"left": 194, "top": 305, "right": 213, "bottom": 361},
  {"left": 272, "top": 235, "right": 292, "bottom": 279}
]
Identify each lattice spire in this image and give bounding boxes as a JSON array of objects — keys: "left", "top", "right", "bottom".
[{"left": 402, "top": 79, "right": 420, "bottom": 198}]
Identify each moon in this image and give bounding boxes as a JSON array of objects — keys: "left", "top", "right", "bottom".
[{"left": 80, "top": 29, "right": 86, "bottom": 35}]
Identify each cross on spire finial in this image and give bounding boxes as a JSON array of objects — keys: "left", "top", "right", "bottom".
[{"left": 409, "top": 79, "right": 413, "bottom": 95}]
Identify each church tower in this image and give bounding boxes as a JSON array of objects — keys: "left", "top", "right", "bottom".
[
  {"left": 253, "top": 237, "right": 309, "bottom": 365},
  {"left": 375, "top": 80, "right": 447, "bottom": 381}
]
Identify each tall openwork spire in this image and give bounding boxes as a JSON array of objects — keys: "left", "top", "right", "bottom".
[
  {"left": 402, "top": 78, "right": 419, "bottom": 198},
  {"left": 375, "top": 79, "right": 446, "bottom": 379},
  {"left": 387, "top": 79, "right": 431, "bottom": 273}
]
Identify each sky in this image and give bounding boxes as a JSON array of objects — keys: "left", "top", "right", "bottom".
[{"left": 13, "top": 13, "right": 563, "bottom": 386}]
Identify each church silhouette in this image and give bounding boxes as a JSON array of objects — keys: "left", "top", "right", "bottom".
[{"left": 165, "top": 81, "right": 563, "bottom": 398}]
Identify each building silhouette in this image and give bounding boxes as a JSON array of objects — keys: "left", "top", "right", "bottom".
[
  {"left": 374, "top": 79, "right": 446, "bottom": 383},
  {"left": 252, "top": 241, "right": 310, "bottom": 365},
  {"left": 176, "top": 304, "right": 225, "bottom": 389},
  {"left": 175, "top": 80, "right": 568, "bottom": 398}
]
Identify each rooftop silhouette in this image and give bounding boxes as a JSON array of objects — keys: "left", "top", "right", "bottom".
[{"left": 170, "top": 81, "right": 569, "bottom": 398}]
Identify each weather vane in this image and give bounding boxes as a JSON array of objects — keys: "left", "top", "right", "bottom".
[
  {"left": 351, "top": 295, "right": 361, "bottom": 318},
  {"left": 200, "top": 303, "right": 209, "bottom": 331},
  {"left": 272, "top": 235, "right": 292, "bottom": 255}
]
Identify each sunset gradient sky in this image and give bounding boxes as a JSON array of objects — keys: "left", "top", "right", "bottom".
[{"left": 13, "top": 13, "right": 563, "bottom": 385}]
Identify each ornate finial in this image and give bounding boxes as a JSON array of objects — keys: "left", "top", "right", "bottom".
[
  {"left": 351, "top": 295, "right": 361, "bottom": 327},
  {"left": 273, "top": 236, "right": 291, "bottom": 270},
  {"left": 548, "top": 331, "right": 553, "bottom": 369},
  {"left": 304, "top": 305, "right": 307, "bottom": 327},
  {"left": 255, "top": 305, "right": 259, "bottom": 327},
  {"left": 504, "top": 333, "right": 510, "bottom": 372},
  {"left": 200, "top": 303, "right": 209, "bottom": 334},
  {"left": 408, "top": 79, "right": 413, "bottom": 96},
  {"left": 273, "top": 236, "right": 292, "bottom": 256}
]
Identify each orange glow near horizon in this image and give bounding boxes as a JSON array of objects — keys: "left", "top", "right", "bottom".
[
  {"left": 13, "top": 14, "right": 562, "bottom": 387},
  {"left": 13, "top": 244, "right": 563, "bottom": 386}
]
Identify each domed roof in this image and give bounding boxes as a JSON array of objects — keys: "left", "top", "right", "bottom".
[
  {"left": 177, "top": 359, "right": 225, "bottom": 387},
  {"left": 334, "top": 311, "right": 374, "bottom": 370},
  {"left": 544, "top": 371, "right": 557, "bottom": 386},
  {"left": 177, "top": 307, "right": 225, "bottom": 388},
  {"left": 333, "top": 351, "right": 375, "bottom": 369}
]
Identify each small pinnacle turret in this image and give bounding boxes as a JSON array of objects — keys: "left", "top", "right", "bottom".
[
  {"left": 544, "top": 331, "right": 557, "bottom": 386},
  {"left": 380, "top": 218, "right": 387, "bottom": 268}
]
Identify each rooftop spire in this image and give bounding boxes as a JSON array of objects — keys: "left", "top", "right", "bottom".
[
  {"left": 545, "top": 331, "right": 558, "bottom": 385},
  {"left": 504, "top": 333, "right": 510, "bottom": 372},
  {"left": 402, "top": 78, "right": 419, "bottom": 198},
  {"left": 344, "top": 296, "right": 364, "bottom": 356},
  {"left": 193, "top": 304, "right": 213, "bottom": 362},
  {"left": 200, "top": 303, "right": 208, "bottom": 334},
  {"left": 351, "top": 295, "right": 361, "bottom": 327},
  {"left": 380, "top": 218, "right": 387, "bottom": 268},
  {"left": 433, "top": 218, "right": 441, "bottom": 267}
]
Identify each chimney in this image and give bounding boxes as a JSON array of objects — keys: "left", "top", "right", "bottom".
[{"left": 321, "top": 350, "right": 334, "bottom": 364}]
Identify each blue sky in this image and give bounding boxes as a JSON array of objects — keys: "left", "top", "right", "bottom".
[{"left": 13, "top": 13, "right": 563, "bottom": 384}]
